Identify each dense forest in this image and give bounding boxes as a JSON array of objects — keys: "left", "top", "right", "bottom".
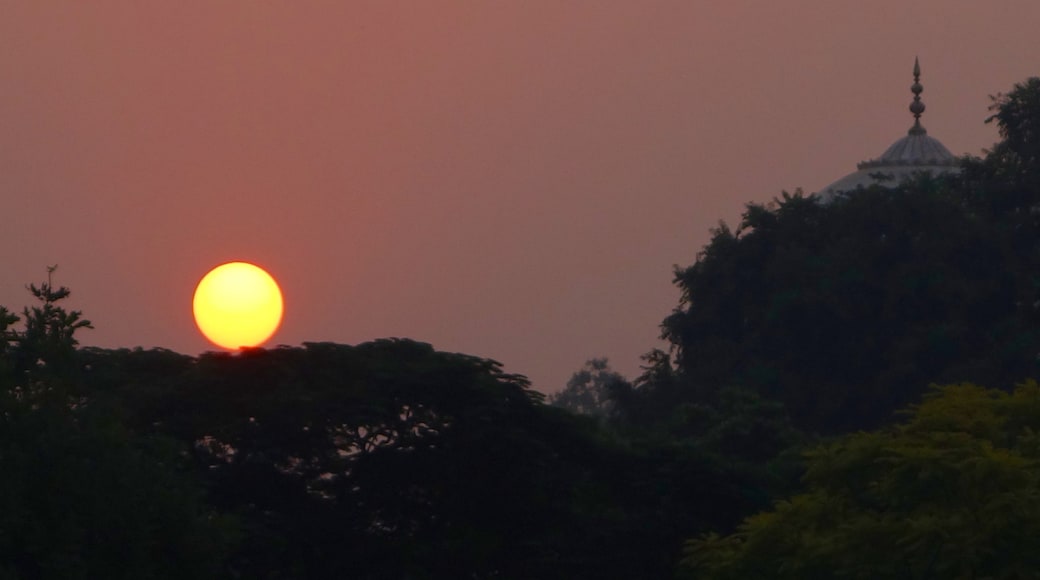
[{"left": 2, "top": 77, "right": 1038, "bottom": 579}]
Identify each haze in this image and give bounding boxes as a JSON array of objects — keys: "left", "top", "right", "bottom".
[{"left": 2, "top": 2, "right": 1038, "bottom": 392}]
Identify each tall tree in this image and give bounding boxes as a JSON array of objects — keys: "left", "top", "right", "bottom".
[
  {"left": 655, "top": 77, "right": 1040, "bottom": 436},
  {"left": 977, "top": 77, "right": 1040, "bottom": 188},
  {"left": 16, "top": 266, "right": 92, "bottom": 374},
  {"left": 660, "top": 184, "right": 1036, "bottom": 433},
  {"left": 0, "top": 274, "right": 233, "bottom": 580}
]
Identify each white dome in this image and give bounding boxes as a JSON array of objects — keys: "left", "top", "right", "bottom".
[
  {"left": 818, "top": 59, "right": 961, "bottom": 201},
  {"left": 874, "top": 132, "right": 957, "bottom": 166}
]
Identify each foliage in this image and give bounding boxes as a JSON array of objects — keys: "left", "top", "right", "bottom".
[
  {"left": 682, "top": 381, "right": 1040, "bottom": 579},
  {"left": 549, "top": 358, "right": 629, "bottom": 419},
  {"left": 79, "top": 341, "right": 725, "bottom": 579},
  {"left": 650, "top": 77, "right": 1040, "bottom": 437},
  {"left": 552, "top": 353, "right": 810, "bottom": 540},
  {"left": 1, "top": 271, "right": 743, "bottom": 579},
  {"left": 976, "top": 77, "right": 1040, "bottom": 188},
  {"left": 0, "top": 271, "right": 232, "bottom": 580},
  {"left": 16, "top": 265, "right": 93, "bottom": 375},
  {"left": 0, "top": 398, "right": 234, "bottom": 580},
  {"left": 660, "top": 179, "right": 1040, "bottom": 434}
]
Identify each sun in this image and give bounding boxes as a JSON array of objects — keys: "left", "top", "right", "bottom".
[{"left": 192, "top": 262, "right": 284, "bottom": 350}]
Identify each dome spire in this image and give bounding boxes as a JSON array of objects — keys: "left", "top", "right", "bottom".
[
  {"left": 819, "top": 56, "right": 960, "bottom": 199},
  {"left": 908, "top": 57, "right": 926, "bottom": 135}
]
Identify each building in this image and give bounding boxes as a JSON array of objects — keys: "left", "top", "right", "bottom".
[{"left": 818, "top": 59, "right": 961, "bottom": 201}]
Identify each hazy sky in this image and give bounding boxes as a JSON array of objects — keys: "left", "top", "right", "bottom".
[{"left": 2, "top": 2, "right": 1038, "bottom": 392}]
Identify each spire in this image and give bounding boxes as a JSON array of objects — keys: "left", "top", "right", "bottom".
[{"left": 908, "top": 57, "right": 926, "bottom": 135}]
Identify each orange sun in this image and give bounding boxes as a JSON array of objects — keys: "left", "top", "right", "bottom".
[{"left": 192, "top": 262, "right": 284, "bottom": 350}]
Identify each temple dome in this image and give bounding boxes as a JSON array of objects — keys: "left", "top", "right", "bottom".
[{"left": 819, "top": 59, "right": 961, "bottom": 200}]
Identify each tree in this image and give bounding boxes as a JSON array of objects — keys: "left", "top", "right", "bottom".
[
  {"left": 0, "top": 274, "right": 234, "bottom": 580},
  {"left": 649, "top": 77, "right": 1040, "bottom": 437},
  {"left": 682, "top": 381, "right": 1040, "bottom": 579},
  {"left": 78, "top": 340, "right": 699, "bottom": 579},
  {"left": 0, "top": 397, "right": 234, "bottom": 580},
  {"left": 549, "top": 358, "right": 629, "bottom": 419},
  {"left": 977, "top": 77, "right": 1040, "bottom": 187},
  {"left": 658, "top": 181, "right": 1040, "bottom": 434},
  {"left": 14, "top": 265, "right": 92, "bottom": 376}
]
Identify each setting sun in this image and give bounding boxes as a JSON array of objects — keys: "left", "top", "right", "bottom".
[{"left": 192, "top": 262, "right": 284, "bottom": 350}]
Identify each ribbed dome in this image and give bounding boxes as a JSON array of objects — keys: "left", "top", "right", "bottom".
[
  {"left": 819, "top": 59, "right": 961, "bottom": 201},
  {"left": 867, "top": 132, "right": 958, "bottom": 167}
]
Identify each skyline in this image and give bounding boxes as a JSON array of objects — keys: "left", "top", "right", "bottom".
[{"left": 2, "top": 2, "right": 1039, "bottom": 391}]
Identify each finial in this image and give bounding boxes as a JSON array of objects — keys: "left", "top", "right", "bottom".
[{"left": 908, "top": 56, "right": 926, "bottom": 135}]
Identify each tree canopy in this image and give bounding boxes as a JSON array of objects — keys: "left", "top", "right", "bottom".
[
  {"left": 659, "top": 184, "right": 1039, "bottom": 434},
  {"left": 1, "top": 277, "right": 743, "bottom": 579},
  {"left": 0, "top": 271, "right": 229, "bottom": 580},
  {"left": 665, "top": 75, "right": 1040, "bottom": 577},
  {"left": 78, "top": 341, "right": 765, "bottom": 579},
  {"left": 646, "top": 78, "right": 1040, "bottom": 436},
  {"left": 682, "top": 381, "right": 1040, "bottom": 579}
]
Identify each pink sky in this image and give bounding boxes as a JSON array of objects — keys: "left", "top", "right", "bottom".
[{"left": 2, "top": 2, "right": 1038, "bottom": 392}]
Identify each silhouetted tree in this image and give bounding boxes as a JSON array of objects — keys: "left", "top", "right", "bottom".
[
  {"left": 80, "top": 341, "right": 717, "bottom": 579},
  {"left": 980, "top": 77, "right": 1040, "bottom": 186},
  {"left": 15, "top": 266, "right": 92, "bottom": 375},
  {"left": 550, "top": 358, "right": 629, "bottom": 419},
  {"left": 651, "top": 77, "right": 1040, "bottom": 438},
  {"left": 659, "top": 179, "right": 1040, "bottom": 435},
  {"left": 0, "top": 273, "right": 233, "bottom": 580}
]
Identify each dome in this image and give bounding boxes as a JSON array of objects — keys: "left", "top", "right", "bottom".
[
  {"left": 870, "top": 132, "right": 957, "bottom": 167},
  {"left": 818, "top": 59, "right": 961, "bottom": 201}
]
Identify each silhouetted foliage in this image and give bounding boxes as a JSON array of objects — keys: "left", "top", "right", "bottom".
[
  {"left": 0, "top": 399, "right": 234, "bottom": 580},
  {"left": 520, "top": 78, "right": 1040, "bottom": 575},
  {"left": 978, "top": 77, "right": 1040, "bottom": 187},
  {"left": 78, "top": 341, "right": 737, "bottom": 579},
  {"left": 549, "top": 358, "right": 629, "bottom": 419},
  {"left": 660, "top": 183, "right": 1040, "bottom": 434},
  {"left": 16, "top": 265, "right": 92, "bottom": 376},
  {"left": 0, "top": 271, "right": 231, "bottom": 580},
  {"left": 647, "top": 77, "right": 1040, "bottom": 438}
]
